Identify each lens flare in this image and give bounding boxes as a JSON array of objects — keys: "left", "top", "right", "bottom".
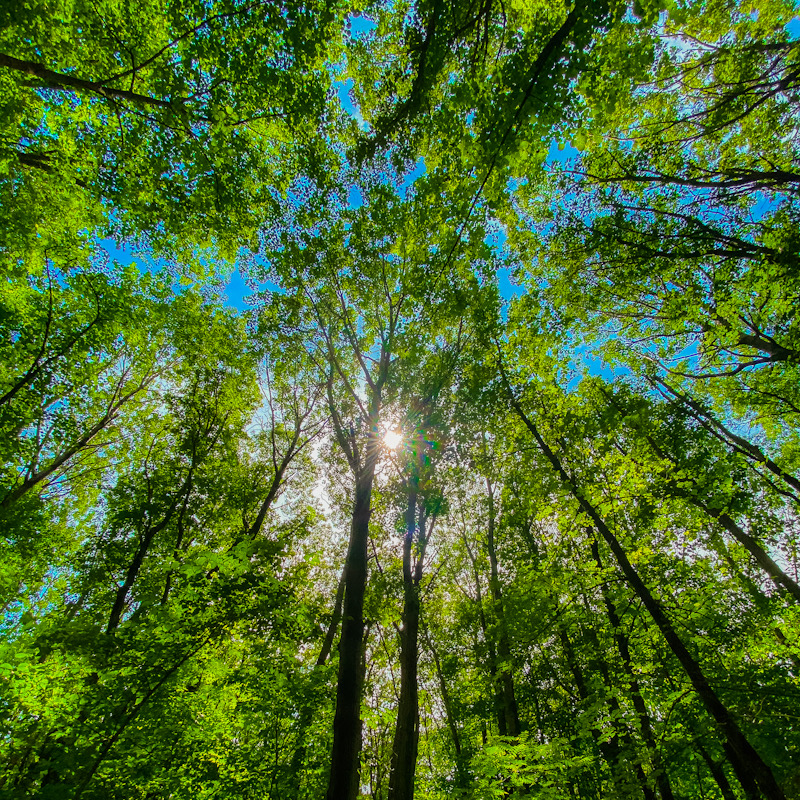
[{"left": 383, "top": 430, "right": 403, "bottom": 449}]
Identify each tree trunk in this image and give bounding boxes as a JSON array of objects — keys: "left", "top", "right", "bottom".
[
  {"left": 709, "top": 534, "right": 800, "bottom": 672},
  {"left": 462, "top": 531, "right": 505, "bottom": 734},
  {"left": 599, "top": 383, "right": 800, "bottom": 602},
  {"left": 506, "top": 395, "right": 787, "bottom": 800},
  {"left": 558, "top": 625, "right": 631, "bottom": 794},
  {"left": 107, "top": 472, "right": 193, "bottom": 634},
  {"left": 486, "top": 477, "right": 520, "bottom": 737},
  {"left": 326, "top": 462, "right": 375, "bottom": 800},
  {"left": 423, "top": 625, "right": 462, "bottom": 761},
  {"left": 580, "top": 607, "right": 657, "bottom": 800},
  {"left": 592, "top": 540, "right": 676, "bottom": 800},
  {"left": 695, "top": 740, "right": 740, "bottom": 800},
  {"left": 1, "top": 380, "right": 152, "bottom": 508},
  {"left": 288, "top": 564, "right": 346, "bottom": 797},
  {"left": 652, "top": 377, "right": 800, "bottom": 498},
  {"left": 690, "top": 498, "right": 800, "bottom": 603},
  {"left": 388, "top": 489, "right": 422, "bottom": 800}
]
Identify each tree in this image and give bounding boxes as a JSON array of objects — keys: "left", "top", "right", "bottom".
[
  {"left": 3, "top": 0, "right": 800, "bottom": 797},
  {"left": 1, "top": 0, "right": 345, "bottom": 264}
]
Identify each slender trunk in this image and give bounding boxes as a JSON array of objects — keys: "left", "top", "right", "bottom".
[
  {"left": 423, "top": 625, "right": 461, "bottom": 760},
  {"left": 486, "top": 478, "right": 520, "bottom": 737},
  {"left": 462, "top": 532, "right": 504, "bottom": 734},
  {"left": 326, "top": 462, "right": 375, "bottom": 800},
  {"left": 106, "top": 527, "right": 158, "bottom": 634},
  {"left": 598, "top": 507, "right": 779, "bottom": 797},
  {"left": 691, "top": 497, "right": 800, "bottom": 603},
  {"left": 288, "top": 564, "right": 346, "bottom": 797},
  {"left": 107, "top": 472, "right": 192, "bottom": 634},
  {"left": 1, "top": 381, "right": 150, "bottom": 508},
  {"left": 653, "top": 378, "right": 800, "bottom": 497},
  {"left": 710, "top": 535, "right": 800, "bottom": 671},
  {"left": 599, "top": 383, "right": 800, "bottom": 601},
  {"left": 580, "top": 603, "right": 656, "bottom": 800},
  {"left": 318, "top": 564, "right": 347, "bottom": 668},
  {"left": 242, "top": 434, "right": 301, "bottom": 542},
  {"left": 695, "top": 740, "right": 740, "bottom": 800},
  {"left": 72, "top": 639, "right": 209, "bottom": 800},
  {"left": 388, "top": 488, "right": 422, "bottom": 800},
  {"left": 506, "top": 393, "right": 787, "bottom": 800},
  {"left": 207, "top": 440, "right": 301, "bottom": 585},
  {"left": 0, "top": 290, "right": 102, "bottom": 411},
  {"left": 592, "top": 541, "right": 675, "bottom": 800},
  {"left": 558, "top": 625, "right": 627, "bottom": 794},
  {"left": 160, "top": 487, "right": 192, "bottom": 606},
  {"left": 2, "top": 412, "right": 116, "bottom": 507}
]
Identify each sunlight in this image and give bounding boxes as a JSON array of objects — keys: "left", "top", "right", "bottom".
[{"left": 383, "top": 430, "right": 403, "bottom": 449}]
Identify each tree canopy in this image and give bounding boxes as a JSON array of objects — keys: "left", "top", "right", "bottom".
[{"left": 2, "top": 0, "right": 799, "bottom": 798}]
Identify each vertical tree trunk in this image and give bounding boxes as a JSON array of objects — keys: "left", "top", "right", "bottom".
[
  {"left": 695, "top": 740, "right": 740, "bottom": 800},
  {"left": 326, "top": 463, "right": 375, "bottom": 800},
  {"left": 423, "top": 625, "right": 463, "bottom": 761},
  {"left": 507, "top": 395, "right": 787, "bottom": 800},
  {"left": 288, "top": 564, "right": 346, "bottom": 797},
  {"left": 462, "top": 532, "right": 505, "bottom": 734},
  {"left": 485, "top": 477, "right": 520, "bottom": 737},
  {"left": 580, "top": 606, "right": 657, "bottom": 800},
  {"left": 388, "top": 488, "right": 422, "bottom": 800},
  {"left": 558, "top": 625, "right": 640, "bottom": 797}
]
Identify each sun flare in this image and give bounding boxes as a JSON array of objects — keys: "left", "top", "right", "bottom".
[{"left": 383, "top": 430, "right": 403, "bottom": 449}]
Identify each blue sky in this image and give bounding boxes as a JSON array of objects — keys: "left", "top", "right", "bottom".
[{"left": 96, "top": 134, "right": 582, "bottom": 313}]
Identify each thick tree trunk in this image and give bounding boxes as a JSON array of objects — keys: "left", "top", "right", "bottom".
[
  {"left": 507, "top": 395, "right": 787, "bottom": 800},
  {"left": 737, "top": 333, "right": 800, "bottom": 364},
  {"left": 326, "top": 464, "right": 375, "bottom": 800}
]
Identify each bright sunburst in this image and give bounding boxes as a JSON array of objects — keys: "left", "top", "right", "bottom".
[{"left": 383, "top": 430, "right": 403, "bottom": 449}]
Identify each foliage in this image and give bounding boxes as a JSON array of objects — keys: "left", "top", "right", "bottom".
[{"left": 1, "top": 0, "right": 799, "bottom": 798}]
